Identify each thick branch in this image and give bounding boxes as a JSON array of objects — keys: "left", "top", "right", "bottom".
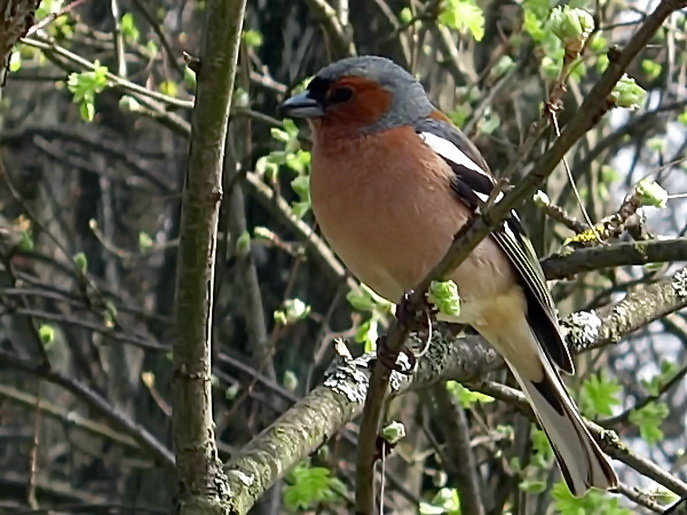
[
  {"left": 172, "top": 0, "right": 246, "bottom": 512},
  {"left": 541, "top": 238, "right": 687, "bottom": 279},
  {"left": 0, "top": 0, "right": 39, "bottom": 86},
  {"left": 564, "top": 267, "right": 687, "bottom": 353}
]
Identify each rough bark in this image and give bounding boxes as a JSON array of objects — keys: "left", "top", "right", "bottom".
[
  {"left": 0, "top": 0, "right": 40, "bottom": 86},
  {"left": 172, "top": 0, "right": 247, "bottom": 512}
]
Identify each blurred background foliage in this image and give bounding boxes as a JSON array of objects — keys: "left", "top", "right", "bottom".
[{"left": 0, "top": 0, "right": 686, "bottom": 513}]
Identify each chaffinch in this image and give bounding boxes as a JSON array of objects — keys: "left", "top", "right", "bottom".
[{"left": 279, "top": 55, "right": 617, "bottom": 496}]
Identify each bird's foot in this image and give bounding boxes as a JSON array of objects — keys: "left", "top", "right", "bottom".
[
  {"left": 376, "top": 335, "right": 416, "bottom": 375},
  {"left": 396, "top": 290, "right": 435, "bottom": 332}
]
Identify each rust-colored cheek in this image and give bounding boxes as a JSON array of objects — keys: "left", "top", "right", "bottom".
[{"left": 322, "top": 77, "right": 393, "bottom": 130}]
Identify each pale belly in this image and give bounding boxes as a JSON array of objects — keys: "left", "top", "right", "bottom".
[{"left": 310, "top": 129, "right": 518, "bottom": 326}]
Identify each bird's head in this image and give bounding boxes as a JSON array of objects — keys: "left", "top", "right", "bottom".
[{"left": 279, "top": 56, "right": 433, "bottom": 136}]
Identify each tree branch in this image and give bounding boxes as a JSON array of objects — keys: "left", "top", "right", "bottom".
[
  {"left": 305, "top": 0, "right": 355, "bottom": 59},
  {"left": 0, "top": 350, "right": 174, "bottom": 466},
  {"left": 541, "top": 238, "right": 687, "bottom": 280},
  {"left": 172, "top": 0, "right": 247, "bottom": 512},
  {"left": 0, "top": 0, "right": 39, "bottom": 86},
  {"left": 0, "top": 382, "right": 142, "bottom": 453},
  {"left": 430, "top": 384, "right": 486, "bottom": 515}
]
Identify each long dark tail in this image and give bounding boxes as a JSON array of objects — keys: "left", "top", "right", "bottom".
[{"left": 508, "top": 358, "right": 618, "bottom": 496}]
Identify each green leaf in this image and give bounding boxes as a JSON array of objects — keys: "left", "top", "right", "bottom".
[
  {"left": 421, "top": 488, "right": 461, "bottom": 515},
  {"left": 346, "top": 287, "right": 376, "bottom": 312},
  {"left": 552, "top": 480, "right": 632, "bottom": 513},
  {"left": 629, "top": 402, "right": 668, "bottom": 444},
  {"left": 439, "top": 0, "right": 485, "bottom": 41},
  {"left": 635, "top": 178, "right": 668, "bottom": 208},
  {"left": 399, "top": 7, "right": 413, "bottom": 24},
  {"left": 119, "top": 95, "right": 142, "bottom": 112},
  {"left": 67, "top": 61, "right": 109, "bottom": 121},
  {"left": 283, "top": 370, "right": 298, "bottom": 391},
  {"left": 579, "top": 373, "right": 621, "bottom": 418},
  {"left": 273, "top": 310, "right": 288, "bottom": 326},
  {"left": 270, "top": 127, "right": 290, "bottom": 143},
  {"left": 290, "top": 175, "right": 311, "bottom": 217},
  {"left": 519, "top": 479, "right": 547, "bottom": 493},
  {"left": 280, "top": 298, "right": 311, "bottom": 325},
  {"left": 67, "top": 61, "right": 109, "bottom": 101},
  {"left": 641, "top": 59, "right": 662, "bottom": 81},
  {"left": 184, "top": 66, "right": 197, "bottom": 89},
  {"left": 549, "top": 6, "right": 594, "bottom": 49},
  {"left": 19, "top": 229, "right": 34, "bottom": 252},
  {"left": 242, "top": 29, "right": 263, "bottom": 48},
  {"left": 160, "top": 80, "right": 178, "bottom": 97},
  {"left": 80, "top": 101, "right": 95, "bottom": 122},
  {"left": 523, "top": 9, "right": 546, "bottom": 42},
  {"left": 530, "top": 427, "right": 553, "bottom": 466},
  {"left": 381, "top": 421, "right": 406, "bottom": 444},
  {"left": 480, "top": 111, "right": 500, "bottom": 135},
  {"left": 283, "top": 464, "right": 346, "bottom": 511},
  {"left": 446, "top": 380, "right": 494, "bottom": 408},
  {"left": 73, "top": 252, "right": 88, "bottom": 273},
  {"left": 235, "top": 230, "right": 251, "bottom": 257},
  {"left": 9, "top": 50, "right": 22, "bottom": 72},
  {"left": 641, "top": 360, "right": 679, "bottom": 396},
  {"left": 38, "top": 324, "right": 55, "bottom": 346},
  {"left": 355, "top": 315, "right": 379, "bottom": 353},
  {"left": 290, "top": 174, "right": 310, "bottom": 201},
  {"left": 253, "top": 226, "right": 275, "bottom": 242},
  {"left": 120, "top": 13, "right": 140, "bottom": 42},
  {"left": 36, "top": 0, "right": 64, "bottom": 20},
  {"left": 138, "top": 231, "right": 153, "bottom": 252},
  {"left": 608, "top": 74, "right": 646, "bottom": 110},
  {"left": 104, "top": 299, "right": 117, "bottom": 328},
  {"left": 428, "top": 280, "right": 461, "bottom": 316},
  {"left": 448, "top": 105, "right": 470, "bottom": 128}
]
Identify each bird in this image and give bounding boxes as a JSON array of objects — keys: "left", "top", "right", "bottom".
[{"left": 279, "top": 55, "right": 618, "bottom": 496}]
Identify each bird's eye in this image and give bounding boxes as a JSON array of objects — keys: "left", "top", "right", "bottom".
[{"left": 329, "top": 86, "right": 353, "bottom": 104}]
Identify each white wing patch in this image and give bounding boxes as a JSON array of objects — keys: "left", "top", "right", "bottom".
[{"left": 419, "top": 132, "right": 488, "bottom": 175}]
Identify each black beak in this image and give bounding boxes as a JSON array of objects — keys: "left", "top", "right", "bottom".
[{"left": 278, "top": 91, "right": 325, "bottom": 118}]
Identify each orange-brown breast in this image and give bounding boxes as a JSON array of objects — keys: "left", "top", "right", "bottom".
[{"left": 310, "top": 125, "right": 518, "bottom": 323}]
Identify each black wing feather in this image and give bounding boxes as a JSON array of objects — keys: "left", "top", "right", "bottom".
[{"left": 414, "top": 117, "right": 574, "bottom": 373}]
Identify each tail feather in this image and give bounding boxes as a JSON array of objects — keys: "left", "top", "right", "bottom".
[{"left": 507, "top": 358, "right": 618, "bottom": 496}]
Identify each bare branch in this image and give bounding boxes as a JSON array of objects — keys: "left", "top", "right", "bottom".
[
  {"left": 0, "top": 350, "right": 174, "bottom": 466},
  {"left": 430, "top": 384, "right": 485, "bottom": 515},
  {"left": 541, "top": 238, "right": 687, "bottom": 279}
]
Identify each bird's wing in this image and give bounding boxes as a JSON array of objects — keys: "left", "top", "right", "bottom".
[{"left": 413, "top": 117, "right": 574, "bottom": 374}]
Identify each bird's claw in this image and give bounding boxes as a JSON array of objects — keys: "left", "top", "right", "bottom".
[
  {"left": 396, "top": 289, "right": 435, "bottom": 333},
  {"left": 375, "top": 335, "right": 416, "bottom": 375}
]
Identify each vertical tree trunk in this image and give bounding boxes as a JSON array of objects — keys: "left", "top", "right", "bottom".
[{"left": 172, "top": 0, "right": 247, "bottom": 512}]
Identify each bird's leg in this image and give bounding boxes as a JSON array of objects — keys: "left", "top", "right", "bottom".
[
  {"left": 376, "top": 291, "right": 435, "bottom": 374},
  {"left": 376, "top": 334, "right": 416, "bottom": 374}
]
